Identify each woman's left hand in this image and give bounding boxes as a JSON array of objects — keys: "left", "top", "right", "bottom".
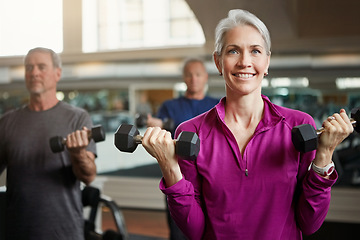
[{"left": 314, "top": 109, "right": 354, "bottom": 168}]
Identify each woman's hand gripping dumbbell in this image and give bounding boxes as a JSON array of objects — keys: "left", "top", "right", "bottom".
[
  {"left": 114, "top": 124, "right": 200, "bottom": 160},
  {"left": 291, "top": 107, "right": 359, "bottom": 152},
  {"left": 50, "top": 125, "right": 105, "bottom": 153}
]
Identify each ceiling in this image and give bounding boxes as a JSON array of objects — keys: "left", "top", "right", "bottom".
[
  {"left": 188, "top": 0, "right": 360, "bottom": 55},
  {"left": 184, "top": 0, "right": 360, "bottom": 93}
]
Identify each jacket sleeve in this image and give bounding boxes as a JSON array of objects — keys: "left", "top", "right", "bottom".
[
  {"left": 289, "top": 111, "right": 338, "bottom": 235},
  {"left": 159, "top": 122, "right": 206, "bottom": 240},
  {"left": 295, "top": 136, "right": 338, "bottom": 235},
  {"left": 160, "top": 175, "right": 205, "bottom": 240}
]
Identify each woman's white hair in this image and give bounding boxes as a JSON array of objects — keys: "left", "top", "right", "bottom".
[{"left": 214, "top": 9, "right": 271, "bottom": 56}]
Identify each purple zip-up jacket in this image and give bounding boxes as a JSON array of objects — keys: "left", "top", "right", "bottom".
[{"left": 160, "top": 95, "right": 337, "bottom": 240}]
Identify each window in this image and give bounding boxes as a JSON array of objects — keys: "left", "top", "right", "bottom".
[
  {"left": 0, "top": 0, "right": 63, "bottom": 56},
  {"left": 82, "top": 0, "right": 205, "bottom": 52}
]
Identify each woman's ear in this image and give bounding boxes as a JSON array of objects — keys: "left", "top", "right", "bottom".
[
  {"left": 213, "top": 52, "right": 223, "bottom": 76},
  {"left": 265, "top": 51, "right": 271, "bottom": 74}
]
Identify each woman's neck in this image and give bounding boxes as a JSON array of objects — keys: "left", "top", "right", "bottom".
[{"left": 224, "top": 93, "right": 264, "bottom": 128}]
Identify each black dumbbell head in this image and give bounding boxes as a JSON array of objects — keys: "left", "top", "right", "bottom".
[
  {"left": 50, "top": 136, "right": 65, "bottom": 153},
  {"left": 49, "top": 125, "right": 105, "bottom": 153},
  {"left": 135, "top": 113, "right": 147, "bottom": 128},
  {"left": 163, "top": 118, "right": 175, "bottom": 132},
  {"left": 175, "top": 131, "right": 200, "bottom": 160},
  {"left": 114, "top": 124, "right": 140, "bottom": 153},
  {"left": 91, "top": 125, "right": 106, "bottom": 142},
  {"left": 351, "top": 107, "right": 360, "bottom": 133},
  {"left": 291, "top": 124, "right": 318, "bottom": 153}
]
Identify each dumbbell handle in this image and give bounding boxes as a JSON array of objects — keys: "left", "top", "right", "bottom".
[
  {"left": 114, "top": 124, "right": 200, "bottom": 160},
  {"left": 58, "top": 129, "right": 95, "bottom": 144},
  {"left": 133, "top": 135, "right": 143, "bottom": 144},
  {"left": 315, "top": 118, "right": 356, "bottom": 135},
  {"left": 133, "top": 135, "right": 176, "bottom": 145},
  {"left": 50, "top": 125, "right": 105, "bottom": 153}
]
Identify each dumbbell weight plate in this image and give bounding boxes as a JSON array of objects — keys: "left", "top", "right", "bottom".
[
  {"left": 91, "top": 126, "right": 106, "bottom": 142},
  {"left": 50, "top": 136, "right": 66, "bottom": 153},
  {"left": 135, "top": 113, "right": 147, "bottom": 128},
  {"left": 351, "top": 108, "right": 360, "bottom": 133},
  {"left": 114, "top": 124, "right": 140, "bottom": 153},
  {"left": 291, "top": 124, "right": 318, "bottom": 153},
  {"left": 176, "top": 131, "right": 200, "bottom": 160},
  {"left": 163, "top": 118, "right": 175, "bottom": 132}
]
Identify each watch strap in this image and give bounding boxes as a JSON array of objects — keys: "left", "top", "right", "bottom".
[{"left": 311, "top": 161, "right": 335, "bottom": 176}]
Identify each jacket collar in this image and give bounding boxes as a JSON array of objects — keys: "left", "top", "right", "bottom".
[{"left": 215, "top": 95, "right": 284, "bottom": 132}]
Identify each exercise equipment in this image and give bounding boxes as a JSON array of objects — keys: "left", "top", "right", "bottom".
[
  {"left": 114, "top": 124, "right": 200, "bottom": 160},
  {"left": 135, "top": 113, "right": 175, "bottom": 132},
  {"left": 291, "top": 107, "right": 360, "bottom": 152},
  {"left": 49, "top": 125, "right": 105, "bottom": 153},
  {"left": 0, "top": 191, "right": 5, "bottom": 240},
  {"left": 82, "top": 186, "right": 128, "bottom": 240},
  {"left": 135, "top": 113, "right": 147, "bottom": 128}
]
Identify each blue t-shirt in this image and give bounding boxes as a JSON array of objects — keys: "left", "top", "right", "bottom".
[{"left": 157, "top": 96, "right": 219, "bottom": 135}]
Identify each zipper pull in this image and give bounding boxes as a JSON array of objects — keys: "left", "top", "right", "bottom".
[{"left": 245, "top": 169, "right": 248, "bottom": 176}]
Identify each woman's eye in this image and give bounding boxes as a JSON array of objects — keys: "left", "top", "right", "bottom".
[
  {"left": 228, "top": 49, "right": 238, "bottom": 54},
  {"left": 252, "top": 49, "right": 261, "bottom": 54}
]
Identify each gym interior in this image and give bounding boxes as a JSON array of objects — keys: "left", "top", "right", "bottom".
[{"left": 1, "top": 0, "right": 360, "bottom": 239}]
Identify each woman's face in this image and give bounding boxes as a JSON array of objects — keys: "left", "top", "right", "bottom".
[{"left": 214, "top": 24, "right": 270, "bottom": 97}]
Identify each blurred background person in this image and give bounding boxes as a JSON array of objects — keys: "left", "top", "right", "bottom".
[
  {"left": 0, "top": 47, "right": 97, "bottom": 240},
  {"left": 148, "top": 57, "right": 219, "bottom": 240},
  {"left": 147, "top": 58, "right": 219, "bottom": 135}
]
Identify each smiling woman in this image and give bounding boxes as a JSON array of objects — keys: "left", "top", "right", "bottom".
[
  {"left": 0, "top": 0, "right": 63, "bottom": 56},
  {"left": 137, "top": 9, "right": 355, "bottom": 240}
]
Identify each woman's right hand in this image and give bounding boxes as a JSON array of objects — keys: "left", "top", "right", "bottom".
[{"left": 142, "top": 127, "right": 183, "bottom": 187}]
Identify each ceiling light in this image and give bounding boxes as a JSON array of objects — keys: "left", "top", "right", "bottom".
[
  {"left": 336, "top": 77, "right": 360, "bottom": 89},
  {"left": 262, "top": 78, "right": 269, "bottom": 87},
  {"left": 56, "top": 91, "right": 65, "bottom": 101},
  {"left": 270, "top": 77, "right": 309, "bottom": 88}
]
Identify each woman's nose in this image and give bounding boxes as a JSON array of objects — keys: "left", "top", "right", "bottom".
[{"left": 237, "top": 52, "right": 251, "bottom": 67}]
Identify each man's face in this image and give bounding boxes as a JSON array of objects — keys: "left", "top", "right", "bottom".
[
  {"left": 24, "top": 51, "right": 61, "bottom": 96},
  {"left": 183, "top": 62, "right": 208, "bottom": 95}
]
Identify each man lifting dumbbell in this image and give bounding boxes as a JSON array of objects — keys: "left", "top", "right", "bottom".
[
  {"left": 114, "top": 124, "right": 200, "bottom": 160},
  {"left": 50, "top": 125, "right": 105, "bottom": 153},
  {"left": 135, "top": 113, "right": 175, "bottom": 132},
  {"left": 0, "top": 48, "right": 97, "bottom": 240},
  {"left": 292, "top": 107, "right": 359, "bottom": 153}
]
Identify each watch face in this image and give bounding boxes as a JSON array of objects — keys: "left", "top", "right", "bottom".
[
  {"left": 326, "top": 166, "right": 335, "bottom": 175},
  {"left": 311, "top": 161, "right": 335, "bottom": 176}
]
